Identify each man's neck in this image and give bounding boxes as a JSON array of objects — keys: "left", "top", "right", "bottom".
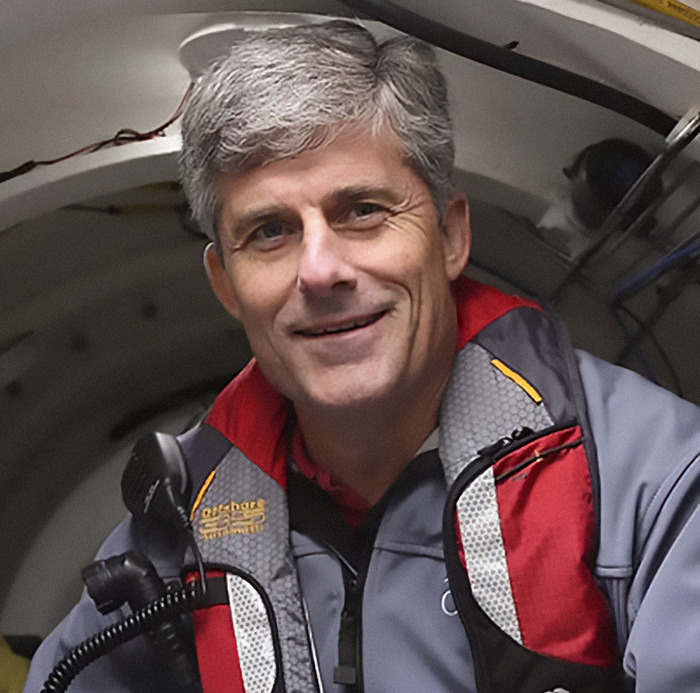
[{"left": 294, "top": 380, "right": 447, "bottom": 507}]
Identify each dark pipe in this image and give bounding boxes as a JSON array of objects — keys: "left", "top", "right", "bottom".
[{"left": 338, "top": 0, "right": 676, "bottom": 136}]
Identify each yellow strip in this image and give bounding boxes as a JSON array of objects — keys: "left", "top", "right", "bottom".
[
  {"left": 491, "top": 359, "right": 543, "bottom": 404},
  {"left": 190, "top": 469, "right": 217, "bottom": 522},
  {"left": 628, "top": 0, "right": 700, "bottom": 26}
]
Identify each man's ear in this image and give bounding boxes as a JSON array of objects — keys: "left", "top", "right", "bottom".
[
  {"left": 203, "top": 243, "right": 241, "bottom": 320},
  {"left": 440, "top": 192, "right": 472, "bottom": 281}
]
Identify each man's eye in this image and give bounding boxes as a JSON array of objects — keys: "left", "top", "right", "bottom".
[
  {"left": 344, "top": 202, "right": 388, "bottom": 227},
  {"left": 353, "top": 202, "right": 384, "bottom": 217},
  {"left": 248, "top": 220, "right": 293, "bottom": 249},
  {"left": 352, "top": 202, "right": 385, "bottom": 219}
]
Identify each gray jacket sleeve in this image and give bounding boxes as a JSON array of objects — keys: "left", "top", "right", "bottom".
[
  {"left": 578, "top": 351, "right": 700, "bottom": 692},
  {"left": 22, "top": 515, "right": 189, "bottom": 693}
]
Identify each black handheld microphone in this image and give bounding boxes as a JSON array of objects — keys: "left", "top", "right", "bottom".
[{"left": 121, "top": 432, "right": 191, "bottom": 532}]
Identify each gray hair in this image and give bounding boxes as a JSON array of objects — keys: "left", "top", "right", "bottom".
[{"left": 179, "top": 19, "right": 455, "bottom": 243}]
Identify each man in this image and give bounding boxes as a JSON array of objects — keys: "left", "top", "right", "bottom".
[{"left": 25, "top": 19, "right": 700, "bottom": 693}]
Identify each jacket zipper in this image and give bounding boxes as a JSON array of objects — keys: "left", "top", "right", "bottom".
[
  {"left": 331, "top": 522, "right": 380, "bottom": 692},
  {"left": 334, "top": 571, "right": 363, "bottom": 690}
]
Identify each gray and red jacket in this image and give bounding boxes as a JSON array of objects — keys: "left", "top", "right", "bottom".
[
  {"left": 24, "top": 277, "right": 700, "bottom": 693},
  {"left": 181, "top": 276, "right": 622, "bottom": 693}
]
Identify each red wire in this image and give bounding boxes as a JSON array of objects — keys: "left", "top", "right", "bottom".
[{"left": 0, "top": 82, "right": 194, "bottom": 183}]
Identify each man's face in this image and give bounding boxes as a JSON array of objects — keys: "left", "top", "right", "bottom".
[{"left": 205, "top": 129, "right": 470, "bottom": 417}]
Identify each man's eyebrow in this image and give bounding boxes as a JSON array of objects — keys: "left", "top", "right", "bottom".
[
  {"left": 329, "top": 183, "right": 400, "bottom": 203},
  {"left": 226, "top": 205, "right": 286, "bottom": 240}
]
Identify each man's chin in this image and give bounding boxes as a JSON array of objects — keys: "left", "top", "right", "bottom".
[{"left": 295, "top": 379, "right": 397, "bottom": 416}]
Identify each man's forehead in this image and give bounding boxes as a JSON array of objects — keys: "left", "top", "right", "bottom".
[
  {"left": 216, "top": 132, "right": 419, "bottom": 213},
  {"left": 222, "top": 125, "right": 403, "bottom": 178}
]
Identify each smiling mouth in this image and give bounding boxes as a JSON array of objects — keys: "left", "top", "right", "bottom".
[{"left": 296, "top": 310, "right": 388, "bottom": 337}]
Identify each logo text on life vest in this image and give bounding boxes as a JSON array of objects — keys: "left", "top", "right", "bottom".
[{"left": 198, "top": 498, "right": 266, "bottom": 540}]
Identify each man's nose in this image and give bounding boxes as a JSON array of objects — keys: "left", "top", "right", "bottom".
[{"left": 296, "top": 222, "right": 357, "bottom": 295}]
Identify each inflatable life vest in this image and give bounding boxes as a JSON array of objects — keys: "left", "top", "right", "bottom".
[{"left": 180, "top": 278, "right": 626, "bottom": 692}]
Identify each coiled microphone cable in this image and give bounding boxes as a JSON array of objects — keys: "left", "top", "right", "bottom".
[{"left": 40, "top": 577, "right": 203, "bottom": 693}]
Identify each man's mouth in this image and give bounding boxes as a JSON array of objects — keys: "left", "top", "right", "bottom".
[{"left": 295, "top": 310, "right": 388, "bottom": 337}]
